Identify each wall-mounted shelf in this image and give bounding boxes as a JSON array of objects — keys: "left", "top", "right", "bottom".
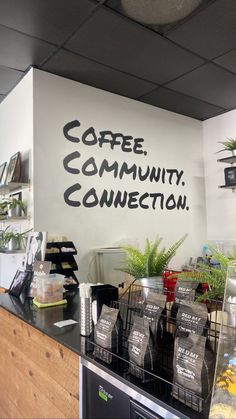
[
  {"left": 217, "top": 156, "right": 236, "bottom": 164},
  {"left": 0, "top": 249, "right": 25, "bottom": 254},
  {"left": 219, "top": 184, "right": 236, "bottom": 190},
  {"left": 0, "top": 181, "right": 30, "bottom": 196},
  {"left": 218, "top": 155, "right": 236, "bottom": 190},
  {"left": 0, "top": 216, "right": 28, "bottom": 222}
]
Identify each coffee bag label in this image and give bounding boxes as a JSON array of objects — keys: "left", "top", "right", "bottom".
[
  {"left": 177, "top": 302, "right": 208, "bottom": 335},
  {"left": 175, "top": 280, "right": 198, "bottom": 303}
]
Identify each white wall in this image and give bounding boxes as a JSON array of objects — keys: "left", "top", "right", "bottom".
[
  {"left": 203, "top": 110, "right": 236, "bottom": 250},
  {"left": 0, "top": 70, "right": 34, "bottom": 287},
  {"left": 33, "top": 69, "right": 206, "bottom": 282},
  {"left": 0, "top": 71, "right": 33, "bottom": 164},
  {"left": 0, "top": 70, "right": 34, "bottom": 225}
]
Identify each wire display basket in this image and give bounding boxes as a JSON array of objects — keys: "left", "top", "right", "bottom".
[{"left": 86, "top": 282, "right": 224, "bottom": 418}]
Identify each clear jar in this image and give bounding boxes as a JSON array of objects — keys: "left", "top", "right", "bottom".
[{"left": 36, "top": 274, "right": 64, "bottom": 304}]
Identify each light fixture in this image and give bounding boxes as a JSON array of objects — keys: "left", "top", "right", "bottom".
[{"left": 120, "top": 0, "right": 203, "bottom": 25}]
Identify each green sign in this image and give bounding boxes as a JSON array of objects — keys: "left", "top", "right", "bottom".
[{"left": 99, "top": 390, "right": 108, "bottom": 402}]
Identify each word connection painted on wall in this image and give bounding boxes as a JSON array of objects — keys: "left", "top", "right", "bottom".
[{"left": 62, "top": 119, "right": 189, "bottom": 211}]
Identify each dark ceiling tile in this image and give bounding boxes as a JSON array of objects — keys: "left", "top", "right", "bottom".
[
  {"left": 167, "top": 63, "right": 236, "bottom": 109},
  {"left": 65, "top": 7, "right": 204, "bottom": 84},
  {"left": 105, "top": 0, "right": 211, "bottom": 35},
  {"left": 139, "top": 86, "right": 226, "bottom": 120},
  {"left": 214, "top": 49, "right": 236, "bottom": 74},
  {"left": 0, "top": 94, "right": 5, "bottom": 103},
  {"left": 0, "top": 0, "right": 96, "bottom": 45},
  {"left": 0, "top": 26, "right": 56, "bottom": 71},
  {"left": 42, "top": 49, "right": 157, "bottom": 99},
  {"left": 0, "top": 66, "right": 23, "bottom": 94},
  {"left": 167, "top": 0, "right": 236, "bottom": 59}
]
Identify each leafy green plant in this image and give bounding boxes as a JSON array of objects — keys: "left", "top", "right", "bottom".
[
  {"left": 176, "top": 246, "right": 230, "bottom": 301},
  {"left": 0, "top": 226, "right": 10, "bottom": 248},
  {"left": 0, "top": 198, "right": 26, "bottom": 217},
  {"left": 0, "top": 200, "right": 10, "bottom": 215},
  {"left": 217, "top": 137, "right": 236, "bottom": 153},
  {"left": 0, "top": 226, "right": 31, "bottom": 250},
  {"left": 8, "top": 198, "right": 26, "bottom": 213},
  {"left": 117, "top": 234, "right": 187, "bottom": 279},
  {"left": 7, "top": 198, "right": 26, "bottom": 216}
]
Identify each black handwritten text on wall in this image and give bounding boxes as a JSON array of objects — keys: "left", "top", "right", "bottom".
[{"left": 62, "top": 119, "right": 189, "bottom": 211}]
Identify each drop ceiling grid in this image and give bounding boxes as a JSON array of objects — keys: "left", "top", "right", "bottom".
[{"left": 0, "top": 0, "right": 235, "bottom": 119}]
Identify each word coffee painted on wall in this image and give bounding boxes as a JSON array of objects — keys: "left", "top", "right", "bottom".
[{"left": 62, "top": 119, "right": 189, "bottom": 211}]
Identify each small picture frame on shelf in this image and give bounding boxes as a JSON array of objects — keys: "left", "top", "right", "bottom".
[
  {"left": 224, "top": 167, "right": 236, "bottom": 186},
  {"left": 0, "top": 162, "right": 7, "bottom": 184},
  {"left": 5, "top": 152, "right": 21, "bottom": 184},
  {"left": 9, "top": 191, "right": 22, "bottom": 201}
]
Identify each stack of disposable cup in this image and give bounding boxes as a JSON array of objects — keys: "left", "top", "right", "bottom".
[{"left": 79, "top": 283, "right": 92, "bottom": 336}]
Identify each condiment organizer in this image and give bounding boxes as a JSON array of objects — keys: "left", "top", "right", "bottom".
[{"left": 45, "top": 241, "right": 79, "bottom": 289}]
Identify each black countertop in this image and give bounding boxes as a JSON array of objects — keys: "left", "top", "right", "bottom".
[{"left": 0, "top": 291, "right": 207, "bottom": 419}]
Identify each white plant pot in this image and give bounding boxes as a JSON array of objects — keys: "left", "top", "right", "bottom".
[
  {"left": 7, "top": 204, "right": 22, "bottom": 217},
  {"left": 7, "top": 238, "right": 20, "bottom": 251}
]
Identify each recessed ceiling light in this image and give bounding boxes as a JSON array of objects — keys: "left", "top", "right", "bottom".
[{"left": 120, "top": 0, "right": 203, "bottom": 25}]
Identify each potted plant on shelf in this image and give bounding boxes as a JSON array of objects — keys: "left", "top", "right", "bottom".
[
  {"left": 7, "top": 198, "right": 26, "bottom": 217},
  {"left": 0, "top": 226, "right": 9, "bottom": 250},
  {"left": 0, "top": 200, "right": 10, "bottom": 218},
  {"left": 0, "top": 226, "right": 31, "bottom": 251},
  {"left": 117, "top": 234, "right": 187, "bottom": 290},
  {"left": 0, "top": 197, "right": 26, "bottom": 218},
  {"left": 217, "top": 138, "right": 236, "bottom": 155}
]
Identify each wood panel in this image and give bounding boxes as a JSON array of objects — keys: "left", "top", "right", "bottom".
[{"left": 0, "top": 307, "right": 80, "bottom": 418}]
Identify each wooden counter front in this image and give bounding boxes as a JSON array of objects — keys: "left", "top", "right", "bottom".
[{"left": 0, "top": 307, "right": 79, "bottom": 418}]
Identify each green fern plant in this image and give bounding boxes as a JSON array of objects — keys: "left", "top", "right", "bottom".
[
  {"left": 177, "top": 245, "right": 230, "bottom": 301},
  {"left": 217, "top": 137, "right": 236, "bottom": 153},
  {"left": 118, "top": 234, "right": 187, "bottom": 279}
]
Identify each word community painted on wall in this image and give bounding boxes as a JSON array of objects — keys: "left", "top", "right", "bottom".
[{"left": 62, "top": 119, "right": 189, "bottom": 211}]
